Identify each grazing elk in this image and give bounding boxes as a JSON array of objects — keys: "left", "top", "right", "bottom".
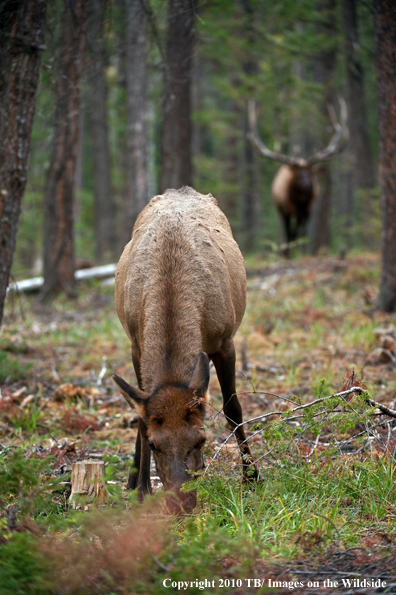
[
  {"left": 112, "top": 187, "right": 258, "bottom": 514},
  {"left": 248, "top": 100, "right": 348, "bottom": 257}
]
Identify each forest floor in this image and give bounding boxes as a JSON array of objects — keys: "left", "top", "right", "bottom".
[{"left": 1, "top": 252, "right": 396, "bottom": 594}]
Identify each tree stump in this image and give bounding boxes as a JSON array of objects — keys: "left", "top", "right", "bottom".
[{"left": 69, "top": 459, "right": 107, "bottom": 508}]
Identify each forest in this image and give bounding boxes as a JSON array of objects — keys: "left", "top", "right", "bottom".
[{"left": 0, "top": 0, "right": 396, "bottom": 593}]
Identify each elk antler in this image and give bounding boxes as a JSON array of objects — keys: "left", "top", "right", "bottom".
[
  {"left": 247, "top": 100, "right": 305, "bottom": 167},
  {"left": 248, "top": 97, "right": 349, "bottom": 168},
  {"left": 306, "top": 97, "right": 349, "bottom": 166}
]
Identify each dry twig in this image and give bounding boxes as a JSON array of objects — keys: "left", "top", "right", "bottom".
[{"left": 204, "top": 387, "right": 396, "bottom": 475}]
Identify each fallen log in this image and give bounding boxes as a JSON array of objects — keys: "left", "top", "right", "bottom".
[{"left": 7, "top": 264, "right": 117, "bottom": 294}]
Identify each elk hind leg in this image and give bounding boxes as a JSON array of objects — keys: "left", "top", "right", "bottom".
[{"left": 211, "top": 341, "right": 259, "bottom": 481}]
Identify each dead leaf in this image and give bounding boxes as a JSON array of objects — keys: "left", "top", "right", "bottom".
[{"left": 21, "top": 394, "right": 36, "bottom": 407}]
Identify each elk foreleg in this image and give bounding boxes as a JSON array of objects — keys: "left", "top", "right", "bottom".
[
  {"left": 126, "top": 345, "right": 152, "bottom": 497},
  {"left": 127, "top": 425, "right": 141, "bottom": 490},
  {"left": 127, "top": 421, "right": 152, "bottom": 498},
  {"left": 211, "top": 341, "right": 259, "bottom": 481},
  {"left": 135, "top": 418, "right": 152, "bottom": 498},
  {"left": 296, "top": 213, "right": 309, "bottom": 251},
  {"left": 281, "top": 214, "right": 293, "bottom": 258}
]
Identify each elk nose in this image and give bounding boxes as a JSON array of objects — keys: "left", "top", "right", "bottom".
[{"left": 167, "top": 490, "right": 197, "bottom": 515}]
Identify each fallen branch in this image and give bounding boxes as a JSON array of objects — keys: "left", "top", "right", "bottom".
[
  {"left": 204, "top": 387, "right": 396, "bottom": 475},
  {"left": 364, "top": 347, "right": 396, "bottom": 365},
  {"left": 7, "top": 264, "right": 117, "bottom": 294},
  {"left": 365, "top": 395, "right": 396, "bottom": 418}
]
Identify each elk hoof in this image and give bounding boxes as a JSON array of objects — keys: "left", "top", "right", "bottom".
[{"left": 242, "top": 463, "right": 259, "bottom": 483}]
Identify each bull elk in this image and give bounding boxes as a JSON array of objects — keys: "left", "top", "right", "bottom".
[
  {"left": 248, "top": 99, "right": 348, "bottom": 256},
  {"left": 112, "top": 187, "right": 258, "bottom": 514}
]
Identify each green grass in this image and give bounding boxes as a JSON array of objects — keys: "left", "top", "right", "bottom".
[
  {"left": 340, "top": 318, "right": 377, "bottom": 350},
  {"left": 1, "top": 253, "right": 395, "bottom": 592},
  {"left": 191, "top": 451, "right": 396, "bottom": 558},
  {"left": 0, "top": 351, "right": 32, "bottom": 383},
  {"left": 0, "top": 437, "right": 395, "bottom": 594},
  {"left": 10, "top": 399, "right": 44, "bottom": 434},
  {"left": 0, "top": 533, "right": 52, "bottom": 595}
]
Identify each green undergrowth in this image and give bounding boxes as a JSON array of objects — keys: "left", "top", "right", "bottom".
[
  {"left": 191, "top": 453, "right": 396, "bottom": 557},
  {"left": 0, "top": 435, "right": 395, "bottom": 594},
  {"left": 1, "top": 254, "right": 395, "bottom": 592},
  {"left": 0, "top": 351, "right": 32, "bottom": 384}
]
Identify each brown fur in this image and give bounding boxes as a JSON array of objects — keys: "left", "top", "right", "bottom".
[
  {"left": 272, "top": 164, "right": 319, "bottom": 216},
  {"left": 248, "top": 98, "right": 347, "bottom": 255},
  {"left": 113, "top": 187, "right": 257, "bottom": 513},
  {"left": 115, "top": 187, "right": 246, "bottom": 392},
  {"left": 271, "top": 163, "right": 319, "bottom": 256},
  {"left": 271, "top": 164, "right": 319, "bottom": 254}
]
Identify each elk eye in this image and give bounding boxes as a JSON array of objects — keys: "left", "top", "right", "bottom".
[
  {"left": 196, "top": 438, "right": 206, "bottom": 450},
  {"left": 148, "top": 441, "right": 156, "bottom": 451}
]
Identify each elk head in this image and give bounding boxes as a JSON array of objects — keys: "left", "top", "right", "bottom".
[{"left": 113, "top": 351, "right": 209, "bottom": 514}]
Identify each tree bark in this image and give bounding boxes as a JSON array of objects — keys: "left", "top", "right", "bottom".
[
  {"left": 87, "top": 0, "right": 114, "bottom": 262},
  {"left": 240, "top": 0, "right": 259, "bottom": 253},
  {"left": 242, "top": 110, "right": 259, "bottom": 252},
  {"left": 309, "top": 0, "right": 337, "bottom": 255},
  {"left": 289, "top": 23, "right": 312, "bottom": 160},
  {"left": 0, "top": 0, "right": 47, "bottom": 327},
  {"left": 160, "top": 0, "right": 195, "bottom": 192},
  {"left": 333, "top": 150, "right": 356, "bottom": 250},
  {"left": 74, "top": 93, "right": 85, "bottom": 192},
  {"left": 342, "top": 0, "right": 375, "bottom": 190},
  {"left": 113, "top": 0, "right": 129, "bottom": 249},
  {"left": 191, "top": 49, "right": 204, "bottom": 186},
  {"left": 221, "top": 100, "right": 241, "bottom": 228},
  {"left": 125, "top": 0, "right": 149, "bottom": 234},
  {"left": 42, "top": 0, "right": 87, "bottom": 300},
  {"left": 375, "top": 0, "right": 396, "bottom": 312}
]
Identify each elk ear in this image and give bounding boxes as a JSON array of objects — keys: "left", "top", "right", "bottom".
[
  {"left": 188, "top": 351, "right": 210, "bottom": 393},
  {"left": 112, "top": 374, "right": 148, "bottom": 418}
]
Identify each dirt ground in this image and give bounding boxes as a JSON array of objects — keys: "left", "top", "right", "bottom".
[{"left": 1, "top": 252, "right": 396, "bottom": 592}]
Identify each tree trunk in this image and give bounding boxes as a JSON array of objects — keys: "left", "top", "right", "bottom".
[
  {"left": 42, "top": 0, "right": 87, "bottom": 300},
  {"left": 309, "top": 165, "right": 332, "bottom": 253},
  {"left": 342, "top": 0, "right": 375, "bottom": 190},
  {"left": 242, "top": 110, "right": 259, "bottom": 252},
  {"left": 240, "top": 0, "right": 259, "bottom": 253},
  {"left": 125, "top": 0, "right": 149, "bottom": 234},
  {"left": 160, "top": 0, "right": 195, "bottom": 192},
  {"left": 375, "top": 0, "right": 396, "bottom": 312},
  {"left": 342, "top": 0, "right": 377, "bottom": 251},
  {"left": 87, "top": 0, "right": 114, "bottom": 262},
  {"left": 289, "top": 24, "right": 312, "bottom": 160},
  {"left": 334, "top": 150, "right": 356, "bottom": 250},
  {"left": 74, "top": 93, "right": 85, "bottom": 192},
  {"left": 0, "top": 0, "right": 47, "bottom": 327},
  {"left": 221, "top": 100, "right": 241, "bottom": 228},
  {"left": 191, "top": 49, "right": 204, "bottom": 185},
  {"left": 309, "top": 0, "right": 337, "bottom": 255},
  {"left": 113, "top": 0, "right": 129, "bottom": 249}
]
